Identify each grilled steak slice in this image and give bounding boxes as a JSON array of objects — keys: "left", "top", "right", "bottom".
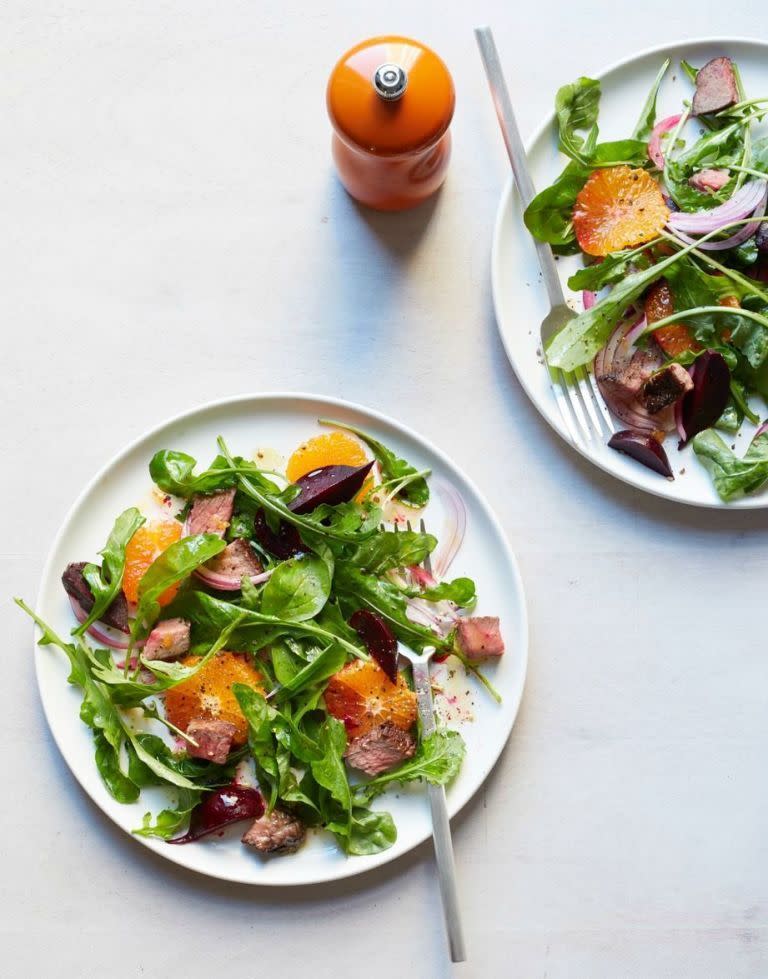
[
  {"left": 692, "top": 57, "right": 738, "bottom": 116},
  {"left": 186, "top": 718, "right": 237, "bottom": 764},
  {"left": 143, "top": 617, "right": 191, "bottom": 661},
  {"left": 642, "top": 363, "right": 694, "bottom": 414},
  {"left": 204, "top": 539, "right": 262, "bottom": 579},
  {"left": 456, "top": 616, "right": 504, "bottom": 660},
  {"left": 241, "top": 808, "right": 306, "bottom": 854},
  {"left": 345, "top": 722, "right": 417, "bottom": 776},
  {"left": 187, "top": 488, "right": 236, "bottom": 537},
  {"left": 61, "top": 561, "right": 130, "bottom": 632},
  {"left": 688, "top": 168, "right": 730, "bottom": 193}
]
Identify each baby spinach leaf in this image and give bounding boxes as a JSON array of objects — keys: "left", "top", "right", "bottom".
[
  {"left": 318, "top": 420, "right": 430, "bottom": 508},
  {"left": 261, "top": 553, "right": 331, "bottom": 622},
  {"left": 693, "top": 428, "right": 768, "bottom": 500},
  {"left": 567, "top": 248, "right": 647, "bottom": 293},
  {"left": 555, "top": 77, "right": 601, "bottom": 165},
  {"left": 350, "top": 530, "right": 436, "bottom": 574},
  {"left": 524, "top": 160, "right": 589, "bottom": 247},
  {"left": 339, "top": 808, "right": 397, "bottom": 856},
  {"left": 270, "top": 643, "right": 347, "bottom": 700},
  {"left": 632, "top": 58, "right": 670, "bottom": 141},
  {"left": 94, "top": 730, "right": 140, "bottom": 803},
  {"left": 134, "top": 789, "right": 201, "bottom": 840},
  {"left": 149, "top": 450, "right": 282, "bottom": 498},
  {"left": 354, "top": 730, "right": 466, "bottom": 805},
  {"left": 75, "top": 508, "right": 145, "bottom": 635},
  {"left": 309, "top": 716, "right": 351, "bottom": 823},
  {"left": 420, "top": 577, "right": 477, "bottom": 608}
]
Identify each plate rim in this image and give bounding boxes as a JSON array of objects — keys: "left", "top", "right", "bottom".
[
  {"left": 32, "top": 391, "right": 529, "bottom": 886},
  {"left": 491, "top": 35, "right": 768, "bottom": 510}
]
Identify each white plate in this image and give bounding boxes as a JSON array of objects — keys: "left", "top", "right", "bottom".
[
  {"left": 492, "top": 37, "right": 768, "bottom": 508},
  {"left": 33, "top": 393, "right": 528, "bottom": 886}
]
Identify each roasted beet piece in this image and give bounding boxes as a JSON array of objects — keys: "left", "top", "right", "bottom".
[
  {"left": 288, "top": 461, "right": 374, "bottom": 515},
  {"left": 168, "top": 785, "right": 264, "bottom": 844},
  {"left": 350, "top": 608, "right": 399, "bottom": 683},
  {"left": 253, "top": 509, "right": 303, "bottom": 559},
  {"left": 678, "top": 351, "right": 730, "bottom": 447},
  {"left": 608, "top": 430, "right": 674, "bottom": 478}
]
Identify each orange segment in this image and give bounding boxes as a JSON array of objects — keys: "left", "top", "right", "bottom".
[
  {"left": 644, "top": 279, "right": 699, "bottom": 358},
  {"left": 123, "top": 521, "right": 182, "bottom": 605},
  {"left": 286, "top": 431, "right": 372, "bottom": 501},
  {"left": 324, "top": 659, "right": 417, "bottom": 737},
  {"left": 164, "top": 651, "right": 263, "bottom": 746},
  {"left": 574, "top": 166, "right": 670, "bottom": 257}
]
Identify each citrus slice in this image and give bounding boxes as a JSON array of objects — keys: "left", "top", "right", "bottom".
[
  {"left": 324, "top": 659, "right": 417, "bottom": 738},
  {"left": 644, "top": 279, "right": 698, "bottom": 358},
  {"left": 286, "top": 431, "right": 372, "bottom": 501},
  {"left": 574, "top": 166, "right": 670, "bottom": 257},
  {"left": 164, "top": 651, "right": 263, "bottom": 746},
  {"left": 123, "top": 521, "right": 182, "bottom": 605}
]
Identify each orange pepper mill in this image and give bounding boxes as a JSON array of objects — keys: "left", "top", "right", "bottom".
[{"left": 327, "top": 35, "right": 455, "bottom": 211}]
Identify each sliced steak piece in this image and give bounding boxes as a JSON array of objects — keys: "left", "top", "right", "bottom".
[
  {"left": 61, "top": 561, "right": 130, "bottom": 632},
  {"left": 691, "top": 57, "right": 738, "bottom": 116},
  {"left": 241, "top": 808, "right": 306, "bottom": 854},
  {"left": 456, "top": 616, "right": 504, "bottom": 660},
  {"left": 143, "top": 617, "right": 191, "bottom": 661},
  {"left": 186, "top": 718, "right": 237, "bottom": 764},
  {"left": 204, "top": 538, "right": 262, "bottom": 580},
  {"left": 642, "top": 363, "right": 694, "bottom": 414},
  {"left": 688, "top": 168, "right": 730, "bottom": 193},
  {"left": 345, "top": 722, "right": 416, "bottom": 776},
  {"left": 597, "top": 349, "right": 661, "bottom": 404},
  {"left": 187, "top": 488, "right": 236, "bottom": 537}
]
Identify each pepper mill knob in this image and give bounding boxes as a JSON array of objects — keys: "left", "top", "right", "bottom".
[{"left": 373, "top": 63, "right": 408, "bottom": 101}]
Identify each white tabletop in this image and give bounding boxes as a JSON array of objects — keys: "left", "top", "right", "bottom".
[{"left": 4, "top": 3, "right": 768, "bottom": 977}]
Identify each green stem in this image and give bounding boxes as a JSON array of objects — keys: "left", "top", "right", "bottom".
[
  {"left": 730, "top": 165, "right": 768, "bottom": 181},
  {"left": 642, "top": 305, "right": 768, "bottom": 336}
]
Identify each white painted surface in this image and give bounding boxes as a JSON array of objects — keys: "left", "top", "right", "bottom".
[{"left": 2, "top": 3, "right": 767, "bottom": 977}]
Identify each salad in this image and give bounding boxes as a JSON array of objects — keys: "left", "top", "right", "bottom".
[
  {"left": 526, "top": 54, "right": 768, "bottom": 500},
  {"left": 18, "top": 422, "right": 504, "bottom": 857}
]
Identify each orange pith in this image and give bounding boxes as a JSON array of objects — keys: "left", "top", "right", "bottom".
[
  {"left": 163, "top": 651, "right": 263, "bottom": 746},
  {"left": 123, "top": 521, "right": 182, "bottom": 605},
  {"left": 286, "top": 431, "right": 372, "bottom": 501},
  {"left": 644, "top": 279, "right": 699, "bottom": 358},
  {"left": 574, "top": 166, "right": 670, "bottom": 257},
  {"left": 324, "top": 659, "right": 417, "bottom": 737}
]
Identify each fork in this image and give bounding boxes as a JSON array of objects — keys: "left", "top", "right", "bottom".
[
  {"left": 474, "top": 25, "right": 615, "bottom": 449},
  {"left": 395, "top": 518, "right": 466, "bottom": 963}
]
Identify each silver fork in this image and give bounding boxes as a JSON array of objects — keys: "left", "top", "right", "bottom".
[
  {"left": 475, "top": 25, "right": 615, "bottom": 450},
  {"left": 395, "top": 518, "right": 466, "bottom": 963}
]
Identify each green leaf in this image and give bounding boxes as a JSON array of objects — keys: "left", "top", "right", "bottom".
[
  {"left": 93, "top": 730, "right": 140, "bottom": 802},
  {"left": 149, "top": 450, "right": 281, "bottom": 498},
  {"left": 134, "top": 788, "right": 201, "bottom": 839},
  {"left": 632, "top": 58, "right": 670, "bottom": 141},
  {"left": 681, "top": 60, "right": 699, "bottom": 84},
  {"left": 354, "top": 730, "right": 466, "bottom": 804},
  {"left": 349, "top": 530, "right": 436, "bottom": 574},
  {"left": 524, "top": 160, "right": 588, "bottom": 247},
  {"left": 555, "top": 77, "right": 601, "bottom": 164},
  {"left": 318, "top": 420, "right": 430, "bottom": 508},
  {"left": 310, "top": 716, "right": 351, "bottom": 823},
  {"left": 420, "top": 577, "right": 477, "bottom": 608},
  {"left": 692, "top": 428, "right": 768, "bottom": 500},
  {"left": 271, "top": 642, "right": 347, "bottom": 699},
  {"left": 567, "top": 247, "right": 648, "bottom": 293},
  {"left": 74, "top": 508, "right": 145, "bottom": 635},
  {"left": 344, "top": 808, "right": 397, "bottom": 855},
  {"left": 261, "top": 553, "right": 331, "bottom": 622}
]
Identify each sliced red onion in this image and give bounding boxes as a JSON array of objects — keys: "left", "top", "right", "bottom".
[
  {"left": 583, "top": 290, "right": 597, "bottom": 310},
  {"left": 193, "top": 565, "right": 273, "bottom": 592},
  {"left": 432, "top": 481, "right": 467, "bottom": 580},
  {"left": 755, "top": 420, "right": 768, "bottom": 438},
  {"left": 648, "top": 114, "right": 682, "bottom": 169},
  {"left": 670, "top": 195, "right": 767, "bottom": 251},
  {"left": 668, "top": 180, "right": 767, "bottom": 236},
  {"left": 68, "top": 595, "right": 132, "bottom": 650},
  {"left": 405, "top": 596, "right": 459, "bottom": 637}
]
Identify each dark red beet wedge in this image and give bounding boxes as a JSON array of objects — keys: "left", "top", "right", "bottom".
[
  {"left": 289, "top": 461, "right": 374, "bottom": 515},
  {"left": 168, "top": 785, "right": 264, "bottom": 844},
  {"left": 679, "top": 350, "right": 730, "bottom": 447},
  {"left": 253, "top": 509, "right": 303, "bottom": 559},
  {"left": 608, "top": 430, "right": 674, "bottom": 478},
  {"left": 350, "top": 608, "right": 399, "bottom": 683}
]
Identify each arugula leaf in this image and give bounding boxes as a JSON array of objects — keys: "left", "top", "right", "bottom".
[
  {"left": 353, "top": 730, "right": 466, "bottom": 804},
  {"left": 132, "top": 533, "right": 226, "bottom": 637},
  {"left": 349, "top": 530, "right": 436, "bottom": 575},
  {"left": 134, "top": 790, "right": 201, "bottom": 840},
  {"left": 318, "top": 420, "right": 430, "bottom": 508},
  {"left": 681, "top": 60, "right": 699, "bottom": 84},
  {"left": 309, "top": 716, "right": 351, "bottom": 824},
  {"left": 260, "top": 553, "right": 331, "bottom": 622},
  {"left": 567, "top": 247, "right": 648, "bottom": 293},
  {"left": 75, "top": 508, "right": 145, "bottom": 635},
  {"left": 271, "top": 642, "right": 347, "bottom": 700},
  {"left": 149, "top": 450, "right": 281, "bottom": 498},
  {"left": 94, "top": 730, "right": 140, "bottom": 802},
  {"left": 692, "top": 428, "right": 768, "bottom": 500},
  {"left": 420, "top": 577, "right": 477, "bottom": 608},
  {"left": 632, "top": 58, "right": 670, "bottom": 141},
  {"left": 555, "top": 77, "right": 601, "bottom": 165}
]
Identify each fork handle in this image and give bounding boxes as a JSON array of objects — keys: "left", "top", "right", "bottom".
[
  {"left": 412, "top": 660, "right": 467, "bottom": 963},
  {"left": 475, "top": 25, "right": 566, "bottom": 310}
]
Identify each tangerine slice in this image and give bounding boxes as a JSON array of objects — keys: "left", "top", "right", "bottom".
[
  {"left": 324, "top": 659, "right": 417, "bottom": 738},
  {"left": 123, "top": 521, "right": 182, "bottom": 605},
  {"left": 574, "top": 166, "right": 669, "bottom": 257},
  {"left": 164, "top": 651, "right": 263, "bottom": 746},
  {"left": 286, "top": 431, "right": 372, "bottom": 501},
  {"left": 644, "top": 279, "right": 698, "bottom": 358}
]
